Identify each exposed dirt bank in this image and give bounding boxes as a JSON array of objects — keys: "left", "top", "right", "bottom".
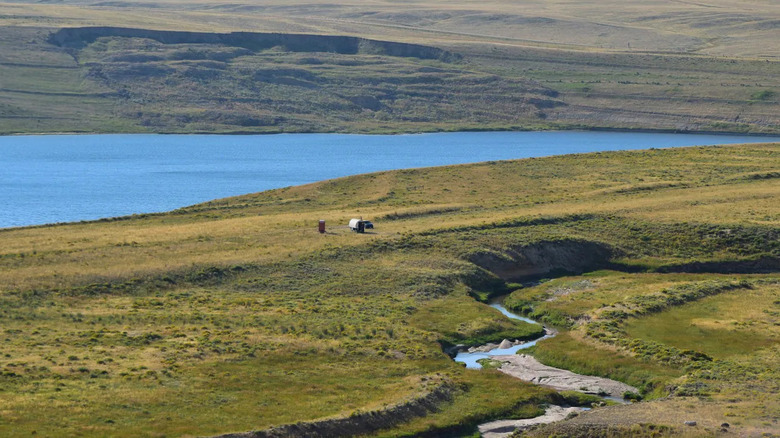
[
  {"left": 212, "top": 381, "right": 457, "bottom": 438},
  {"left": 468, "top": 240, "right": 615, "bottom": 282},
  {"left": 465, "top": 334, "right": 551, "bottom": 353},
  {"left": 492, "top": 354, "right": 638, "bottom": 398},
  {"left": 478, "top": 405, "right": 587, "bottom": 438},
  {"left": 469, "top": 239, "right": 779, "bottom": 283},
  {"left": 657, "top": 256, "right": 780, "bottom": 274}
]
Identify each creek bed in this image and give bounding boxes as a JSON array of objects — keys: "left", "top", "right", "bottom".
[
  {"left": 454, "top": 299, "right": 638, "bottom": 396},
  {"left": 455, "top": 299, "right": 638, "bottom": 436},
  {"left": 454, "top": 300, "right": 551, "bottom": 369}
]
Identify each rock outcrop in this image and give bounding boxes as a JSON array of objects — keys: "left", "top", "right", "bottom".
[{"left": 48, "top": 27, "right": 461, "bottom": 62}]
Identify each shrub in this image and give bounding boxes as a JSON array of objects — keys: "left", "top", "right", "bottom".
[{"left": 623, "top": 391, "right": 643, "bottom": 401}]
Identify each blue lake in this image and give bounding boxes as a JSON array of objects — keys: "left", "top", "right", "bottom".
[{"left": 0, "top": 131, "right": 776, "bottom": 228}]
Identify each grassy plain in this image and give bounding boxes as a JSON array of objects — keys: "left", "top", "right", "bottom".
[{"left": 0, "top": 143, "right": 778, "bottom": 436}]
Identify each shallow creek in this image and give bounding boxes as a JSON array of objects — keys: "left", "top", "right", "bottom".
[
  {"left": 454, "top": 302, "right": 554, "bottom": 369},
  {"left": 455, "top": 300, "right": 636, "bottom": 399},
  {"left": 454, "top": 299, "right": 637, "bottom": 437}
]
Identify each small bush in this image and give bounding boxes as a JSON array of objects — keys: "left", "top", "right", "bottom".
[{"left": 623, "top": 391, "right": 643, "bottom": 401}]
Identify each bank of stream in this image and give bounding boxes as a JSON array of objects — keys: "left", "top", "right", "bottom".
[
  {"left": 453, "top": 299, "right": 639, "bottom": 436},
  {"left": 454, "top": 301, "right": 554, "bottom": 369}
]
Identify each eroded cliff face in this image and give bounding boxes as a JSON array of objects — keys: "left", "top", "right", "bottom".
[
  {"left": 48, "top": 27, "right": 460, "bottom": 62},
  {"left": 41, "top": 26, "right": 564, "bottom": 133},
  {"left": 468, "top": 240, "right": 615, "bottom": 282},
  {"left": 657, "top": 256, "right": 780, "bottom": 274},
  {"left": 468, "top": 237, "right": 780, "bottom": 284}
]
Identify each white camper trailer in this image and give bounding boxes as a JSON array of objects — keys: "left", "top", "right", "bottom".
[{"left": 349, "top": 218, "right": 367, "bottom": 233}]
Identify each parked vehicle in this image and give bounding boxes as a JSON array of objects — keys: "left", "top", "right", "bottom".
[
  {"left": 348, "top": 218, "right": 373, "bottom": 233},
  {"left": 349, "top": 218, "right": 366, "bottom": 233}
]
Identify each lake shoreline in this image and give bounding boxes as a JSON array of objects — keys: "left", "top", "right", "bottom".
[
  {"left": 3, "top": 125, "right": 780, "bottom": 138},
  {"left": 3, "top": 131, "right": 778, "bottom": 230}
]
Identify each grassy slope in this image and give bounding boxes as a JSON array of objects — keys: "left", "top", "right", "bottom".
[
  {"left": 516, "top": 276, "right": 779, "bottom": 437},
  {"left": 0, "top": 0, "right": 778, "bottom": 134},
  {"left": 0, "top": 143, "right": 778, "bottom": 437},
  {"left": 2, "top": 0, "right": 778, "bottom": 57}
]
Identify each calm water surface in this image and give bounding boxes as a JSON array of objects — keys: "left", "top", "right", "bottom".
[
  {"left": 454, "top": 300, "right": 551, "bottom": 369},
  {"left": 1, "top": 131, "right": 776, "bottom": 228}
]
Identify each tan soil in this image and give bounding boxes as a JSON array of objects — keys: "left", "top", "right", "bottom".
[
  {"left": 491, "top": 354, "right": 639, "bottom": 398},
  {"left": 478, "top": 405, "right": 587, "bottom": 438}
]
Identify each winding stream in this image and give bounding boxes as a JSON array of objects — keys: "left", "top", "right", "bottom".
[
  {"left": 454, "top": 301, "right": 552, "bottom": 369},
  {"left": 454, "top": 299, "right": 637, "bottom": 402},
  {"left": 458, "top": 299, "right": 636, "bottom": 437}
]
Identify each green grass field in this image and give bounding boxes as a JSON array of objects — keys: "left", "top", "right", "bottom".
[
  {"left": 0, "top": 143, "right": 778, "bottom": 437},
  {"left": 517, "top": 276, "right": 779, "bottom": 437}
]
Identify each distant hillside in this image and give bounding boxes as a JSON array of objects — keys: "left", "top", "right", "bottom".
[{"left": 0, "top": 23, "right": 777, "bottom": 135}]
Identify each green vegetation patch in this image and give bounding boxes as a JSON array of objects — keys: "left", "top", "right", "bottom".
[
  {"left": 513, "top": 272, "right": 779, "bottom": 434},
  {"left": 384, "top": 371, "right": 552, "bottom": 437},
  {"left": 623, "top": 282, "right": 780, "bottom": 359},
  {"left": 410, "top": 293, "right": 545, "bottom": 348}
]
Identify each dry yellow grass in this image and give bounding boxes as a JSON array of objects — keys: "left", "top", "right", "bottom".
[{"left": 3, "top": 0, "right": 778, "bottom": 57}]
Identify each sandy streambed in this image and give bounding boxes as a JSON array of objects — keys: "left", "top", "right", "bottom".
[
  {"left": 491, "top": 354, "right": 638, "bottom": 398},
  {"left": 460, "top": 301, "right": 639, "bottom": 437},
  {"left": 455, "top": 303, "right": 637, "bottom": 398},
  {"left": 478, "top": 405, "right": 587, "bottom": 438},
  {"left": 455, "top": 301, "right": 637, "bottom": 398}
]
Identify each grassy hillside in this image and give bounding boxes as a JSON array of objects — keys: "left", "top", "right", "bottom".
[
  {"left": 513, "top": 275, "right": 779, "bottom": 437},
  {"left": 0, "top": 143, "right": 778, "bottom": 437},
  {"left": 2, "top": 0, "right": 778, "bottom": 57},
  {"left": 0, "top": 0, "right": 778, "bottom": 134}
]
